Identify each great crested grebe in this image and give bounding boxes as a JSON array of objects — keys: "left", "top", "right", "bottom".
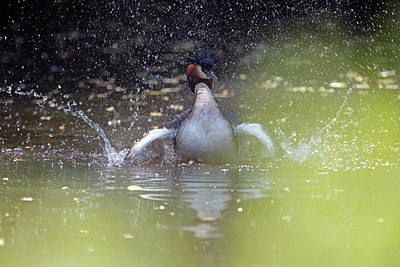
[{"left": 125, "top": 52, "right": 274, "bottom": 164}]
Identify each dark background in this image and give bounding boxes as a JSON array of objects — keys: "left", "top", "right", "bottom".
[{"left": 0, "top": 0, "right": 395, "bottom": 93}]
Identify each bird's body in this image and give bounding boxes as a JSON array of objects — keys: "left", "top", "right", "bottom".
[
  {"left": 125, "top": 52, "right": 274, "bottom": 165},
  {"left": 175, "top": 83, "right": 235, "bottom": 163}
]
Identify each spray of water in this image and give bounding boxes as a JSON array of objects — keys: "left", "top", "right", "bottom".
[
  {"left": 4, "top": 83, "right": 355, "bottom": 166},
  {"left": 277, "top": 87, "right": 354, "bottom": 163},
  {"left": 5, "top": 86, "right": 128, "bottom": 165},
  {"left": 66, "top": 105, "right": 129, "bottom": 165}
]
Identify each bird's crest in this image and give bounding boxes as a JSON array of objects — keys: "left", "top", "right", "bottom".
[{"left": 185, "top": 52, "right": 218, "bottom": 70}]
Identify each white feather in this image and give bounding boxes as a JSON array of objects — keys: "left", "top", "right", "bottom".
[
  {"left": 126, "top": 128, "right": 177, "bottom": 161},
  {"left": 234, "top": 123, "right": 275, "bottom": 156}
]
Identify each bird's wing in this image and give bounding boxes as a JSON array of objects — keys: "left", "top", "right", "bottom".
[
  {"left": 234, "top": 123, "right": 275, "bottom": 156},
  {"left": 125, "top": 128, "right": 177, "bottom": 162}
]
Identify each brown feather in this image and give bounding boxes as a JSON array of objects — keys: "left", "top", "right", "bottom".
[{"left": 187, "top": 64, "right": 212, "bottom": 92}]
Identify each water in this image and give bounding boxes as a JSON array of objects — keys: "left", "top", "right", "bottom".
[
  {"left": 1, "top": 3, "right": 400, "bottom": 266},
  {"left": 1, "top": 160, "right": 399, "bottom": 266},
  {"left": 2, "top": 67, "right": 399, "bottom": 266},
  {"left": 67, "top": 109, "right": 129, "bottom": 166},
  {"left": 277, "top": 87, "right": 354, "bottom": 163},
  {"left": 2, "top": 87, "right": 129, "bottom": 165}
]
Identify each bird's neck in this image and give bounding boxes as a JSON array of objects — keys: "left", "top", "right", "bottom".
[{"left": 193, "top": 83, "right": 220, "bottom": 113}]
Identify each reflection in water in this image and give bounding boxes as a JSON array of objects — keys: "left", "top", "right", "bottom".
[
  {"left": 112, "top": 165, "right": 270, "bottom": 239},
  {"left": 1, "top": 156, "right": 399, "bottom": 266},
  {"left": 173, "top": 171, "right": 232, "bottom": 239}
]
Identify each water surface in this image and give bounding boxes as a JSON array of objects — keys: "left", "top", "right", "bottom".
[{"left": 1, "top": 7, "right": 400, "bottom": 266}]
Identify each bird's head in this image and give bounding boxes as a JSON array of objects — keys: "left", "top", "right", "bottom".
[{"left": 186, "top": 52, "right": 218, "bottom": 93}]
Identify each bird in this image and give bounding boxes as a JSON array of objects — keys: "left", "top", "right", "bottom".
[
  {"left": 186, "top": 52, "right": 218, "bottom": 92},
  {"left": 125, "top": 52, "right": 274, "bottom": 165}
]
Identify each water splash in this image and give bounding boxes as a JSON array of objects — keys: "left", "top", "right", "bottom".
[
  {"left": 4, "top": 84, "right": 357, "bottom": 166},
  {"left": 4, "top": 86, "right": 127, "bottom": 165},
  {"left": 66, "top": 105, "right": 129, "bottom": 165},
  {"left": 277, "top": 87, "right": 354, "bottom": 163},
  {"left": 318, "top": 87, "right": 354, "bottom": 136}
]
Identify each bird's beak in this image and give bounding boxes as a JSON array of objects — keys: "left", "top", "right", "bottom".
[{"left": 206, "top": 70, "right": 218, "bottom": 82}]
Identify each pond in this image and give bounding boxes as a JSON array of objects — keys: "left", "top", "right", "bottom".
[
  {"left": 1, "top": 159, "right": 400, "bottom": 266},
  {"left": 1, "top": 2, "right": 400, "bottom": 266}
]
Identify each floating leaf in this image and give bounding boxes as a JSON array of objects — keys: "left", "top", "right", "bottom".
[
  {"left": 386, "top": 84, "right": 399, "bottom": 89},
  {"left": 378, "top": 78, "right": 394, "bottom": 84},
  {"left": 88, "top": 78, "right": 102, "bottom": 85},
  {"left": 146, "top": 80, "right": 158, "bottom": 85},
  {"left": 96, "top": 93, "right": 108, "bottom": 99},
  {"left": 161, "top": 87, "right": 181, "bottom": 93},
  {"left": 127, "top": 185, "right": 142, "bottom": 191},
  {"left": 150, "top": 112, "right": 163, "bottom": 117},
  {"left": 329, "top": 82, "right": 346, "bottom": 88},
  {"left": 162, "top": 77, "right": 180, "bottom": 84},
  {"left": 106, "top": 83, "right": 114, "bottom": 90},
  {"left": 376, "top": 217, "right": 385, "bottom": 223},
  {"left": 357, "top": 90, "right": 369, "bottom": 96},
  {"left": 378, "top": 70, "right": 396, "bottom": 78},
  {"left": 355, "top": 84, "right": 370, "bottom": 89},
  {"left": 282, "top": 215, "right": 291, "bottom": 222},
  {"left": 147, "top": 90, "right": 162, "bottom": 95},
  {"left": 40, "top": 116, "right": 51, "bottom": 121},
  {"left": 123, "top": 233, "right": 134, "bottom": 239},
  {"left": 169, "top": 104, "right": 184, "bottom": 111},
  {"left": 136, "top": 71, "right": 147, "bottom": 78}
]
